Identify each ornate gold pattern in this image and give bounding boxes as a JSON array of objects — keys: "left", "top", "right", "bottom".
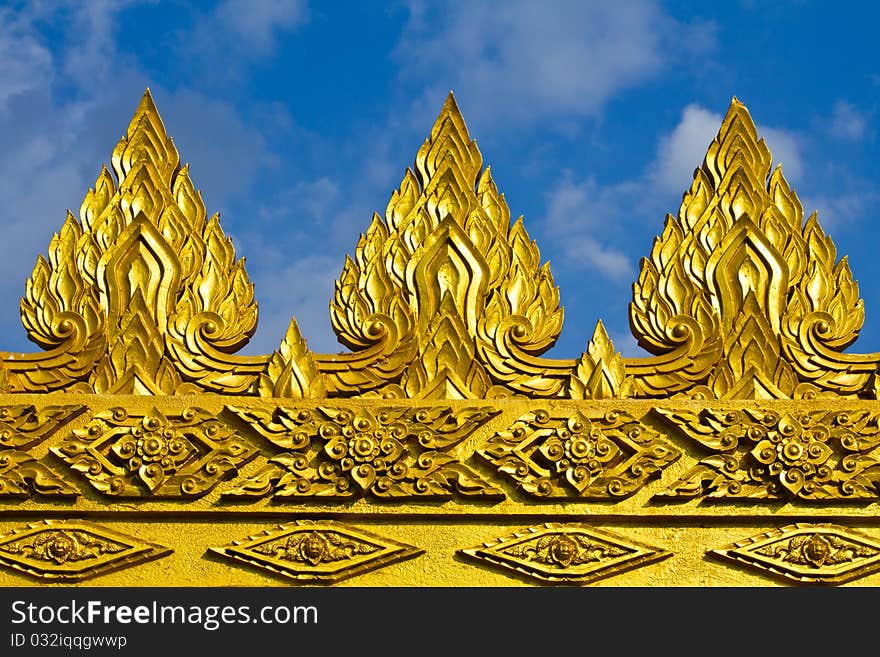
[
  {"left": 7, "top": 90, "right": 874, "bottom": 404},
  {"left": 710, "top": 524, "right": 880, "bottom": 585},
  {"left": 224, "top": 405, "right": 502, "bottom": 499},
  {"left": 320, "top": 93, "right": 631, "bottom": 400},
  {"left": 209, "top": 521, "right": 424, "bottom": 584},
  {"left": 0, "top": 520, "right": 171, "bottom": 581},
  {"left": 478, "top": 409, "right": 680, "bottom": 498},
  {"left": 460, "top": 524, "right": 671, "bottom": 585},
  {"left": 3, "top": 88, "right": 880, "bottom": 586},
  {"left": 0, "top": 405, "right": 85, "bottom": 497},
  {"left": 51, "top": 407, "right": 257, "bottom": 497},
  {"left": 655, "top": 407, "right": 880, "bottom": 500},
  {"left": 5, "top": 90, "right": 320, "bottom": 397},
  {"left": 627, "top": 98, "right": 877, "bottom": 399}
]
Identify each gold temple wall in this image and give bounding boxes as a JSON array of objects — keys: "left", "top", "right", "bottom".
[{"left": 2, "top": 91, "right": 880, "bottom": 587}]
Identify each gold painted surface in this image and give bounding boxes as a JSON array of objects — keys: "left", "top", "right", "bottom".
[
  {"left": 0, "top": 519, "right": 170, "bottom": 582},
  {"left": 210, "top": 520, "right": 424, "bottom": 584},
  {"left": 709, "top": 524, "right": 880, "bottom": 585},
  {"left": 2, "top": 90, "right": 880, "bottom": 586}
]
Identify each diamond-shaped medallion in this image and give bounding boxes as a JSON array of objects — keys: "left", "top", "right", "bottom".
[
  {"left": 460, "top": 523, "right": 671, "bottom": 585},
  {"left": 210, "top": 521, "right": 424, "bottom": 584},
  {"left": 710, "top": 524, "right": 880, "bottom": 585},
  {"left": 0, "top": 520, "right": 171, "bottom": 581},
  {"left": 52, "top": 407, "right": 257, "bottom": 497},
  {"left": 478, "top": 409, "right": 680, "bottom": 499}
]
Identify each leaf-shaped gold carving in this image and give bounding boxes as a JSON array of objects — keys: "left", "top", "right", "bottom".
[
  {"left": 570, "top": 321, "right": 633, "bottom": 399},
  {"left": 5, "top": 89, "right": 880, "bottom": 404},
  {"left": 626, "top": 97, "right": 879, "bottom": 399},
  {"left": 320, "top": 93, "right": 572, "bottom": 398},
  {"left": 260, "top": 318, "right": 325, "bottom": 398},
  {"left": 3, "top": 90, "right": 311, "bottom": 396}
]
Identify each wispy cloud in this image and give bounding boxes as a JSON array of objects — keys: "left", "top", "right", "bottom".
[
  {"left": 244, "top": 254, "right": 341, "bottom": 354},
  {"left": 0, "top": 7, "right": 53, "bottom": 107},
  {"left": 829, "top": 100, "right": 869, "bottom": 141},
  {"left": 395, "top": 0, "right": 716, "bottom": 128},
  {"left": 542, "top": 175, "right": 635, "bottom": 280},
  {"left": 180, "top": 0, "right": 308, "bottom": 73},
  {"left": 214, "top": 0, "right": 307, "bottom": 55},
  {"left": 650, "top": 104, "right": 723, "bottom": 195}
]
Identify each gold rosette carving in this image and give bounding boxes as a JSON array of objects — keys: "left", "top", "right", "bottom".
[{"left": 224, "top": 404, "right": 502, "bottom": 499}]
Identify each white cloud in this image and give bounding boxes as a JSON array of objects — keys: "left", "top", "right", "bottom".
[
  {"left": 651, "top": 104, "right": 722, "bottom": 195},
  {"left": 802, "top": 188, "right": 880, "bottom": 231},
  {"left": 58, "top": 0, "right": 143, "bottom": 85},
  {"left": 542, "top": 176, "right": 634, "bottom": 280},
  {"left": 214, "top": 0, "right": 307, "bottom": 55},
  {"left": 181, "top": 0, "right": 308, "bottom": 70},
  {"left": 0, "top": 8, "right": 53, "bottom": 107},
  {"left": 244, "top": 255, "right": 341, "bottom": 354},
  {"left": 396, "top": 0, "right": 714, "bottom": 126},
  {"left": 258, "top": 177, "right": 340, "bottom": 226},
  {"left": 570, "top": 237, "right": 633, "bottom": 281},
  {"left": 761, "top": 125, "right": 803, "bottom": 181},
  {"left": 829, "top": 101, "right": 868, "bottom": 141}
]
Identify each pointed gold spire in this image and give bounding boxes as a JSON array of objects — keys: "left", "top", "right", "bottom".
[
  {"left": 570, "top": 321, "right": 633, "bottom": 399},
  {"left": 5, "top": 89, "right": 880, "bottom": 402},
  {"left": 323, "top": 91, "right": 566, "bottom": 398},
  {"left": 627, "top": 96, "right": 875, "bottom": 399},
  {"left": 8, "top": 89, "right": 278, "bottom": 395}
]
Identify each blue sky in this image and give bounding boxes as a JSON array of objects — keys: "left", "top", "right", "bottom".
[{"left": 0, "top": 0, "right": 878, "bottom": 362}]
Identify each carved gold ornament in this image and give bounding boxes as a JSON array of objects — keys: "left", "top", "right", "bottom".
[
  {"left": 460, "top": 524, "right": 671, "bottom": 585},
  {"left": 627, "top": 98, "right": 876, "bottom": 399},
  {"left": 224, "top": 405, "right": 501, "bottom": 499},
  {"left": 209, "top": 521, "right": 424, "bottom": 584},
  {"left": 6, "top": 90, "right": 876, "bottom": 402},
  {"left": 52, "top": 407, "right": 257, "bottom": 497},
  {"left": 1, "top": 87, "right": 880, "bottom": 586},
  {"left": 0, "top": 405, "right": 86, "bottom": 497},
  {"left": 655, "top": 407, "right": 880, "bottom": 500},
  {"left": 0, "top": 520, "right": 171, "bottom": 581},
  {"left": 478, "top": 408, "right": 680, "bottom": 498},
  {"left": 710, "top": 524, "right": 880, "bottom": 585}
]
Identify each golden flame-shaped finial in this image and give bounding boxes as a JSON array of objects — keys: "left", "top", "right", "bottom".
[
  {"left": 324, "top": 91, "right": 568, "bottom": 398},
  {"left": 627, "top": 97, "right": 873, "bottom": 399},
  {"left": 12, "top": 89, "right": 281, "bottom": 395}
]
